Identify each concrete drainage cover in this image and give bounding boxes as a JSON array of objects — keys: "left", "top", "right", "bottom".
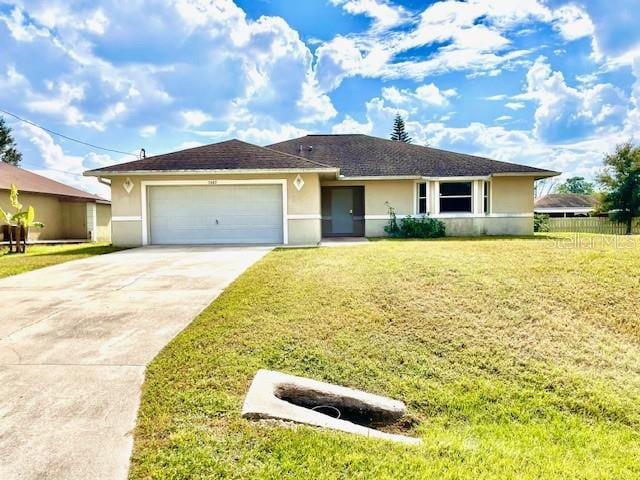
[{"left": 241, "top": 369, "right": 421, "bottom": 445}]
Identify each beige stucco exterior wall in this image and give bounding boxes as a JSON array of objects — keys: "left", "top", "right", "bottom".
[
  {"left": 60, "top": 202, "right": 88, "bottom": 239},
  {"left": 490, "top": 176, "right": 534, "bottom": 214},
  {"left": 105, "top": 173, "right": 322, "bottom": 246},
  {"left": 96, "top": 203, "right": 112, "bottom": 242},
  {"left": 101, "top": 173, "right": 538, "bottom": 245},
  {"left": 0, "top": 191, "right": 63, "bottom": 240},
  {"left": 0, "top": 191, "right": 108, "bottom": 241},
  {"left": 321, "top": 176, "right": 537, "bottom": 237}
]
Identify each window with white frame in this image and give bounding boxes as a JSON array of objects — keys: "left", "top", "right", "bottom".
[
  {"left": 417, "top": 182, "right": 427, "bottom": 214},
  {"left": 439, "top": 182, "right": 472, "bottom": 213},
  {"left": 483, "top": 181, "right": 490, "bottom": 214}
]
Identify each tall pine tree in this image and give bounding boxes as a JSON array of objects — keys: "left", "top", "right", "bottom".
[
  {"left": 0, "top": 116, "right": 22, "bottom": 166},
  {"left": 390, "top": 114, "right": 412, "bottom": 143}
]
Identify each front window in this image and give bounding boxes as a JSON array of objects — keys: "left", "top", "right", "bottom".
[
  {"left": 417, "top": 182, "right": 427, "bottom": 214},
  {"left": 439, "top": 182, "right": 472, "bottom": 213}
]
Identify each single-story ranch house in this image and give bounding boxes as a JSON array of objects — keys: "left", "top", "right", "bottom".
[
  {"left": 1, "top": 162, "right": 111, "bottom": 242},
  {"left": 85, "top": 134, "right": 559, "bottom": 246}
]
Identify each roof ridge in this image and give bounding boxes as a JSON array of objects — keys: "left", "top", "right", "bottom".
[
  {"left": 267, "top": 134, "right": 559, "bottom": 177},
  {"left": 258, "top": 144, "right": 336, "bottom": 169}
]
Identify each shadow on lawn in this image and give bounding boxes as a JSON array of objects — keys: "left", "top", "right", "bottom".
[{"left": 1, "top": 244, "right": 122, "bottom": 258}]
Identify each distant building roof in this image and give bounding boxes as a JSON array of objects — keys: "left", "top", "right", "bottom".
[
  {"left": 534, "top": 193, "right": 596, "bottom": 213},
  {"left": 0, "top": 162, "right": 108, "bottom": 202}
]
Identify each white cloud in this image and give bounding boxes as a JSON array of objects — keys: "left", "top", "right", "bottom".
[
  {"left": 0, "top": 65, "right": 29, "bottom": 93},
  {"left": 0, "top": 7, "right": 50, "bottom": 42},
  {"left": 382, "top": 84, "right": 457, "bottom": 108},
  {"left": 26, "top": 81, "right": 87, "bottom": 125},
  {"left": 139, "top": 125, "right": 158, "bottom": 138},
  {"left": 180, "top": 109, "right": 212, "bottom": 128},
  {"left": 13, "top": 3, "right": 110, "bottom": 36},
  {"left": 315, "top": 0, "right": 545, "bottom": 89},
  {"left": 17, "top": 124, "right": 111, "bottom": 198},
  {"left": 332, "top": 115, "right": 373, "bottom": 134},
  {"left": 2, "top": 0, "right": 335, "bottom": 144},
  {"left": 552, "top": 5, "right": 595, "bottom": 41},
  {"left": 330, "top": 0, "right": 411, "bottom": 30},
  {"left": 314, "top": 0, "right": 604, "bottom": 91},
  {"left": 236, "top": 123, "right": 310, "bottom": 145},
  {"left": 485, "top": 94, "right": 508, "bottom": 101},
  {"left": 521, "top": 56, "right": 627, "bottom": 142},
  {"left": 495, "top": 115, "right": 512, "bottom": 122},
  {"left": 505, "top": 102, "right": 525, "bottom": 110}
]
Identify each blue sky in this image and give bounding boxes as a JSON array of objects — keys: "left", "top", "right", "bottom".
[{"left": 1, "top": 0, "right": 639, "bottom": 198}]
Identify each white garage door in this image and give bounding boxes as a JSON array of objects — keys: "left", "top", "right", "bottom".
[{"left": 148, "top": 184, "right": 284, "bottom": 244}]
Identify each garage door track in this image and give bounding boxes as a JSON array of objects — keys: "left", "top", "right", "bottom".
[{"left": 0, "top": 246, "right": 271, "bottom": 480}]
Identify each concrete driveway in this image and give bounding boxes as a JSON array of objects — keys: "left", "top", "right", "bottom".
[{"left": 0, "top": 246, "right": 272, "bottom": 480}]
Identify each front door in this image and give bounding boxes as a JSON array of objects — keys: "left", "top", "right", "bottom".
[{"left": 331, "top": 188, "right": 354, "bottom": 234}]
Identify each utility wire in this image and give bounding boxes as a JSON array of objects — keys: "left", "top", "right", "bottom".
[
  {"left": 19, "top": 162, "right": 87, "bottom": 178},
  {"left": 0, "top": 108, "right": 139, "bottom": 158}
]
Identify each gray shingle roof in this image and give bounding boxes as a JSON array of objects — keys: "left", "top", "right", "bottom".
[
  {"left": 85, "top": 135, "right": 559, "bottom": 179},
  {"left": 85, "top": 139, "right": 336, "bottom": 174},
  {"left": 268, "top": 134, "right": 559, "bottom": 178},
  {"left": 534, "top": 194, "right": 597, "bottom": 209}
]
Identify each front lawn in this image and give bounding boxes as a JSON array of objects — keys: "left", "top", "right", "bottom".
[
  {"left": 131, "top": 234, "right": 640, "bottom": 479},
  {"left": 0, "top": 242, "right": 122, "bottom": 278}
]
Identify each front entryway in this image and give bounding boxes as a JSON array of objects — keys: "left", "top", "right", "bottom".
[{"left": 321, "top": 186, "right": 365, "bottom": 237}]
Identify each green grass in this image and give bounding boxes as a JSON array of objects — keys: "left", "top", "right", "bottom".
[
  {"left": 131, "top": 234, "right": 640, "bottom": 479},
  {"left": 0, "top": 242, "right": 122, "bottom": 278}
]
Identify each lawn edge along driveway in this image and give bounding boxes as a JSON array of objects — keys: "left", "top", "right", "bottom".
[{"left": 0, "top": 246, "right": 272, "bottom": 480}]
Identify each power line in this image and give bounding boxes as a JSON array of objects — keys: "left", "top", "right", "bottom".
[
  {"left": 19, "top": 161, "right": 86, "bottom": 178},
  {"left": 0, "top": 108, "right": 139, "bottom": 158}
]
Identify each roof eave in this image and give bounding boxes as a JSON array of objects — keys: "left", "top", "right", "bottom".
[
  {"left": 534, "top": 207, "right": 594, "bottom": 213},
  {"left": 491, "top": 171, "right": 561, "bottom": 179},
  {"left": 337, "top": 172, "right": 560, "bottom": 181},
  {"left": 84, "top": 167, "right": 340, "bottom": 177},
  {"left": 338, "top": 175, "right": 423, "bottom": 180},
  {"left": 0, "top": 186, "right": 103, "bottom": 202}
]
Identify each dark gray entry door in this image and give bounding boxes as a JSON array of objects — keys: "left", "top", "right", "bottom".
[{"left": 331, "top": 188, "right": 354, "bottom": 234}]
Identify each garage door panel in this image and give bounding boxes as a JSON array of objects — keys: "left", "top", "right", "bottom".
[{"left": 148, "top": 185, "right": 283, "bottom": 244}]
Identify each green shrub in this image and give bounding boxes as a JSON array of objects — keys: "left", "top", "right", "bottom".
[
  {"left": 384, "top": 202, "right": 446, "bottom": 238},
  {"left": 534, "top": 213, "right": 550, "bottom": 233}
]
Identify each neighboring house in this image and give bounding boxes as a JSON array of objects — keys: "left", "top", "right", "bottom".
[
  {"left": 84, "top": 134, "right": 558, "bottom": 246},
  {"left": 534, "top": 193, "right": 598, "bottom": 217},
  {"left": 1, "top": 162, "right": 111, "bottom": 242}
]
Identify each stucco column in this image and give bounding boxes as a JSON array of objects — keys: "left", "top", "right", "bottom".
[
  {"left": 473, "top": 180, "right": 484, "bottom": 215},
  {"left": 432, "top": 181, "right": 440, "bottom": 215}
]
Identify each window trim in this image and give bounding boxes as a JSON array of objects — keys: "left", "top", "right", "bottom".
[
  {"left": 439, "top": 181, "right": 473, "bottom": 213},
  {"left": 416, "top": 181, "right": 428, "bottom": 215},
  {"left": 483, "top": 181, "right": 490, "bottom": 214}
]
